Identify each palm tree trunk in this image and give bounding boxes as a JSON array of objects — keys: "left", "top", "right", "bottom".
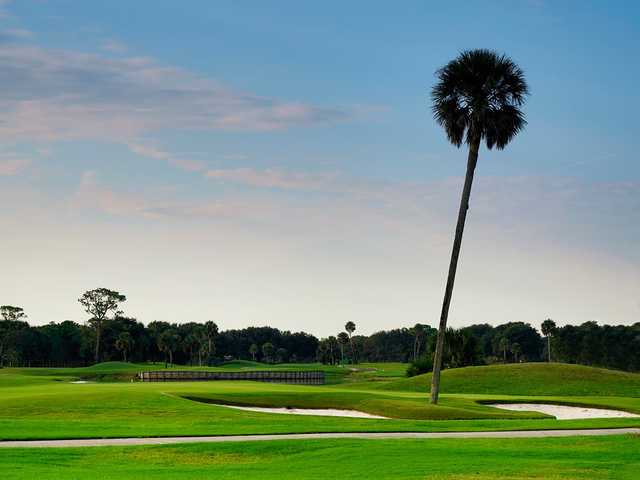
[{"left": 430, "top": 138, "right": 480, "bottom": 405}]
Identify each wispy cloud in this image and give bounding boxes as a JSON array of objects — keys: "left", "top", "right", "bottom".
[
  {"left": 72, "top": 171, "right": 245, "bottom": 219},
  {"left": 0, "top": 28, "right": 33, "bottom": 42},
  {"left": 100, "top": 39, "right": 127, "bottom": 54},
  {"left": 205, "top": 167, "right": 340, "bottom": 190},
  {"left": 0, "top": 156, "right": 30, "bottom": 175},
  {"left": 73, "top": 171, "right": 150, "bottom": 216},
  {"left": 127, "top": 142, "right": 206, "bottom": 172},
  {"left": 0, "top": 44, "right": 352, "bottom": 143}
]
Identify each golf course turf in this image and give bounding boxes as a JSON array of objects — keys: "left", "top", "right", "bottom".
[
  {"left": 3, "top": 436, "right": 639, "bottom": 479},
  {"left": 1, "top": 362, "right": 638, "bottom": 478}
]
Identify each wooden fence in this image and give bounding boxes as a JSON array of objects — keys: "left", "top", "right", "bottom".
[{"left": 138, "top": 370, "right": 325, "bottom": 385}]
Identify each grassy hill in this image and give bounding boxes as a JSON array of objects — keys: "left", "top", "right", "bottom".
[{"left": 380, "top": 363, "right": 640, "bottom": 397}]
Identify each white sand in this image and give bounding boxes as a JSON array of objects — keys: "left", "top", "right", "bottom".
[
  {"left": 212, "top": 404, "right": 388, "bottom": 419},
  {"left": 70, "top": 380, "right": 91, "bottom": 384},
  {"left": 489, "top": 403, "right": 640, "bottom": 420}
]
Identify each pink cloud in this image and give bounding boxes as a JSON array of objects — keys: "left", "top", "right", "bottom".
[
  {"left": 0, "top": 44, "right": 351, "bottom": 143},
  {"left": 205, "top": 167, "right": 339, "bottom": 190},
  {"left": 127, "top": 142, "right": 205, "bottom": 172},
  {"left": 0, "top": 157, "right": 30, "bottom": 175}
]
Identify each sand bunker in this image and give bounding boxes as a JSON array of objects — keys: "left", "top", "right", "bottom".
[
  {"left": 70, "top": 380, "right": 91, "bottom": 384},
  {"left": 212, "top": 404, "right": 388, "bottom": 419},
  {"left": 489, "top": 403, "right": 640, "bottom": 420}
]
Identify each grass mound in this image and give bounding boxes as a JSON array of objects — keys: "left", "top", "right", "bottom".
[
  {"left": 380, "top": 363, "right": 640, "bottom": 397},
  {"left": 219, "top": 360, "right": 264, "bottom": 369},
  {"left": 82, "top": 362, "right": 144, "bottom": 372}
]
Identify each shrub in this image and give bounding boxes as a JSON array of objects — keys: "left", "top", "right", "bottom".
[{"left": 406, "top": 355, "right": 434, "bottom": 377}]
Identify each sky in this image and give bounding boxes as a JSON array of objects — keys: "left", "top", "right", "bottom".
[{"left": 0, "top": 0, "right": 638, "bottom": 336}]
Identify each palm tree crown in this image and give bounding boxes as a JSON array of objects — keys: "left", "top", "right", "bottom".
[{"left": 432, "top": 49, "right": 529, "bottom": 150}]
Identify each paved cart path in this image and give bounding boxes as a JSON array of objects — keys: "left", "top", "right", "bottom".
[{"left": 1, "top": 428, "right": 639, "bottom": 448}]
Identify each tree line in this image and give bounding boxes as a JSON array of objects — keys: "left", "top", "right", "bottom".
[{"left": 1, "top": 290, "right": 639, "bottom": 372}]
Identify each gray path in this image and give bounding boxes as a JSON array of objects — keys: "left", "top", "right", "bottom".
[{"left": 1, "top": 428, "right": 638, "bottom": 448}]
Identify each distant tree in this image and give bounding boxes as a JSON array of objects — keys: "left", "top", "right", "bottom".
[
  {"left": 511, "top": 342, "right": 522, "bottom": 363},
  {"left": 345, "top": 321, "right": 357, "bottom": 364},
  {"left": 541, "top": 319, "right": 557, "bottom": 362},
  {"left": 157, "top": 329, "right": 180, "bottom": 367},
  {"left": 327, "top": 336, "right": 338, "bottom": 365},
  {"left": 276, "top": 347, "right": 288, "bottom": 363},
  {"left": 78, "top": 288, "right": 126, "bottom": 364},
  {"left": 114, "top": 332, "right": 133, "bottom": 362},
  {"left": 499, "top": 336, "right": 510, "bottom": 363},
  {"left": 203, "top": 321, "right": 218, "bottom": 365},
  {"left": 189, "top": 324, "right": 206, "bottom": 366},
  {"left": 0, "top": 306, "right": 27, "bottom": 368},
  {"left": 249, "top": 343, "right": 259, "bottom": 361},
  {"left": 0, "top": 306, "right": 26, "bottom": 322},
  {"left": 261, "top": 342, "right": 275, "bottom": 363},
  {"left": 412, "top": 324, "right": 426, "bottom": 361},
  {"left": 429, "top": 49, "right": 529, "bottom": 404},
  {"left": 183, "top": 333, "right": 200, "bottom": 366},
  {"left": 337, "top": 332, "right": 349, "bottom": 365}
]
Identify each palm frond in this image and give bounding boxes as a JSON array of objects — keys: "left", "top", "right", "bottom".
[{"left": 431, "top": 49, "right": 529, "bottom": 150}]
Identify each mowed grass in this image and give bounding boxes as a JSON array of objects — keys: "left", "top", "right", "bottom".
[
  {"left": 1, "top": 362, "right": 640, "bottom": 440},
  {"left": 1, "top": 360, "right": 352, "bottom": 384},
  {"left": 3, "top": 435, "right": 640, "bottom": 479},
  {"left": 381, "top": 363, "right": 640, "bottom": 397}
]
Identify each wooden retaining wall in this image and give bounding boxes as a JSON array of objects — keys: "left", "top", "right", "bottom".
[{"left": 138, "top": 370, "right": 325, "bottom": 385}]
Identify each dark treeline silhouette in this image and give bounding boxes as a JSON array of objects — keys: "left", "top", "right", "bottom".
[{"left": 1, "top": 304, "right": 638, "bottom": 372}]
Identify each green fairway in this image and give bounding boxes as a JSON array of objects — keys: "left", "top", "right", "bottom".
[
  {"left": 1, "top": 362, "right": 640, "bottom": 441},
  {"left": 3, "top": 435, "right": 639, "bottom": 479},
  {"left": 0, "top": 360, "right": 353, "bottom": 384},
  {"left": 382, "top": 363, "right": 640, "bottom": 397}
]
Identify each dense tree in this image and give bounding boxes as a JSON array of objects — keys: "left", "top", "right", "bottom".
[
  {"left": 0, "top": 306, "right": 27, "bottom": 367},
  {"left": 157, "top": 329, "right": 179, "bottom": 367},
  {"left": 203, "top": 321, "right": 218, "bottom": 365},
  {"left": 276, "top": 347, "right": 288, "bottom": 363},
  {"left": 498, "top": 336, "right": 510, "bottom": 363},
  {"left": 511, "top": 342, "right": 522, "bottom": 363},
  {"left": 411, "top": 324, "right": 426, "bottom": 361},
  {"left": 1, "top": 305, "right": 637, "bottom": 373},
  {"left": 326, "top": 336, "right": 338, "bottom": 365},
  {"left": 261, "top": 342, "right": 275, "bottom": 363},
  {"left": 429, "top": 49, "right": 529, "bottom": 404},
  {"left": 78, "top": 288, "right": 126, "bottom": 363},
  {"left": 249, "top": 343, "right": 258, "bottom": 361},
  {"left": 337, "top": 332, "right": 349, "bottom": 365},
  {"left": 492, "top": 322, "right": 542, "bottom": 362},
  {"left": 115, "top": 332, "right": 133, "bottom": 362}
]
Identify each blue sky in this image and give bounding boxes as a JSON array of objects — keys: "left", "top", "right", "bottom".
[{"left": 1, "top": 1, "right": 638, "bottom": 334}]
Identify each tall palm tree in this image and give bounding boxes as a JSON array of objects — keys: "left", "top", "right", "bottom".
[
  {"left": 429, "top": 50, "right": 529, "bottom": 404},
  {"left": 541, "top": 319, "right": 557, "bottom": 362},
  {"left": 345, "top": 321, "right": 357, "bottom": 364}
]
